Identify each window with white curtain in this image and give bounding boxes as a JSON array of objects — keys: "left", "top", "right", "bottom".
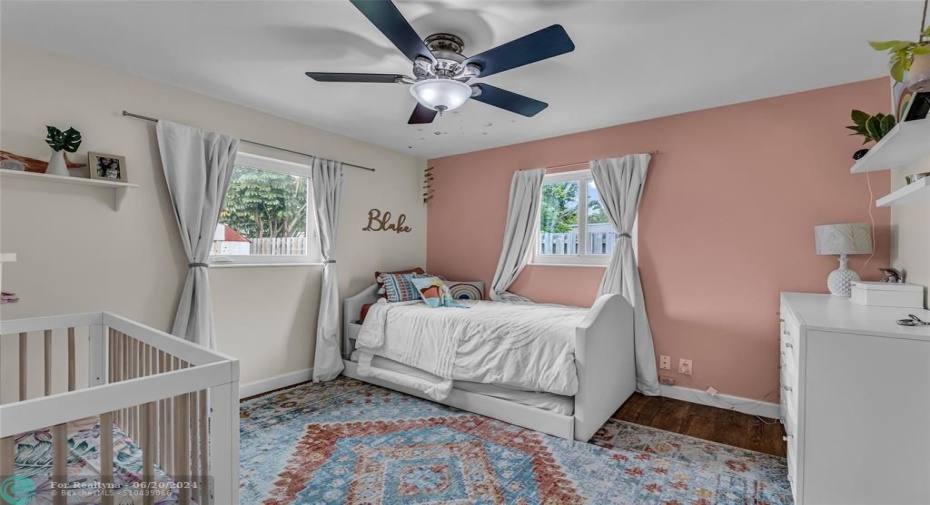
[
  {"left": 210, "top": 152, "right": 321, "bottom": 266},
  {"left": 533, "top": 168, "right": 634, "bottom": 266}
]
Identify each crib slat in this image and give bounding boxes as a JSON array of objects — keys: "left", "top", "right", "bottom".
[
  {"left": 44, "top": 330, "right": 53, "bottom": 397},
  {"left": 100, "top": 411, "right": 114, "bottom": 505},
  {"left": 53, "top": 423, "right": 68, "bottom": 505},
  {"left": 113, "top": 330, "right": 121, "bottom": 430},
  {"left": 190, "top": 391, "right": 200, "bottom": 504},
  {"left": 158, "top": 350, "right": 167, "bottom": 472},
  {"left": 19, "top": 332, "right": 27, "bottom": 401},
  {"left": 177, "top": 392, "right": 191, "bottom": 505},
  {"left": 0, "top": 436, "right": 13, "bottom": 494},
  {"left": 129, "top": 336, "right": 137, "bottom": 441},
  {"left": 199, "top": 389, "right": 209, "bottom": 505},
  {"left": 67, "top": 327, "right": 76, "bottom": 391},
  {"left": 142, "top": 402, "right": 155, "bottom": 505}
]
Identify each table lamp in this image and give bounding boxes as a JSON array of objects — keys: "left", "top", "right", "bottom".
[{"left": 814, "top": 223, "right": 873, "bottom": 296}]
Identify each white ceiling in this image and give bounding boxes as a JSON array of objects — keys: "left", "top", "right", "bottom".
[{"left": 1, "top": 1, "right": 923, "bottom": 158}]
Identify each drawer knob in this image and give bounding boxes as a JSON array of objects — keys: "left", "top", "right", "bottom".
[
  {"left": 783, "top": 385, "right": 793, "bottom": 392},
  {"left": 784, "top": 342, "right": 794, "bottom": 349}
]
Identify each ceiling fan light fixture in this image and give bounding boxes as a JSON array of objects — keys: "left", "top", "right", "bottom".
[{"left": 409, "top": 79, "right": 472, "bottom": 113}]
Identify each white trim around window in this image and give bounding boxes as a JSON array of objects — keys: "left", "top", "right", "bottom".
[
  {"left": 531, "top": 168, "right": 626, "bottom": 267},
  {"left": 209, "top": 152, "right": 322, "bottom": 267}
]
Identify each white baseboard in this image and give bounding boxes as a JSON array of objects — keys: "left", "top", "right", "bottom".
[
  {"left": 660, "top": 384, "right": 780, "bottom": 419},
  {"left": 239, "top": 368, "right": 313, "bottom": 399}
]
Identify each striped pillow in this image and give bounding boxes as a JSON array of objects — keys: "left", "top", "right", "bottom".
[{"left": 377, "top": 272, "right": 423, "bottom": 302}]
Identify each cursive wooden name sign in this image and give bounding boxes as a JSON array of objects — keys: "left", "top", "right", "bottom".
[{"left": 363, "top": 208, "right": 412, "bottom": 234}]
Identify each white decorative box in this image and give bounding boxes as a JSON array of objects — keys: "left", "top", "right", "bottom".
[{"left": 850, "top": 282, "right": 924, "bottom": 308}]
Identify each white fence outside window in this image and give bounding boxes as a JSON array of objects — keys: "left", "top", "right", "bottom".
[{"left": 539, "top": 231, "right": 618, "bottom": 256}]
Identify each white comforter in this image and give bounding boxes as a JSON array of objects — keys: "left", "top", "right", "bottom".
[{"left": 355, "top": 300, "right": 587, "bottom": 401}]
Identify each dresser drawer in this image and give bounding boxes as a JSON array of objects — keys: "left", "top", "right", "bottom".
[{"left": 780, "top": 362, "right": 799, "bottom": 419}]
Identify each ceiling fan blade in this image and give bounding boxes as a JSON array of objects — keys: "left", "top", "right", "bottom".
[
  {"left": 408, "top": 103, "right": 438, "bottom": 124},
  {"left": 464, "top": 24, "right": 574, "bottom": 78},
  {"left": 470, "top": 83, "right": 548, "bottom": 117},
  {"left": 349, "top": 0, "right": 435, "bottom": 63},
  {"left": 305, "top": 72, "right": 405, "bottom": 83}
]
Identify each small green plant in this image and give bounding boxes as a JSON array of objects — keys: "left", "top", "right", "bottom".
[
  {"left": 869, "top": 27, "right": 930, "bottom": 83},
  {"left": 846, "top": 110, "right": 897, "bottom": 144},
  {"left": 45, "top": 126, "right": 82, "bottom": 153}
]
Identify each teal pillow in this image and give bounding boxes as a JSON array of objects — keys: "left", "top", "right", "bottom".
[{"left": 409, "top": 276, "right": 469, "bottom": 309}]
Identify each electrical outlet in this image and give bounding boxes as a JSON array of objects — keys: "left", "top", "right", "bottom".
[
  {"left": 659, "top": 376, "right": 675, "bottom": 386},
  {"left": 659, "top": 355, "right": 671, "bottom": 370},
  {"left": 678, "top": 359, "right": 692, "bottom": 375},
  {"left": 706, "top": 386, "right": 718, "bottom": 396}
]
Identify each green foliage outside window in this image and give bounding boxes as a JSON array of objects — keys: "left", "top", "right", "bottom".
[
  {"left": 540, "top": 180, "right": 608, "bottom": 234},
  {"left": 220, "top": 166, "right": 309, "bottom": 239}
]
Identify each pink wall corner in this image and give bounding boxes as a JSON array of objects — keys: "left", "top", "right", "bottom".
[{"left": 427, "top": 78, "right": 892, "bottom": 402}]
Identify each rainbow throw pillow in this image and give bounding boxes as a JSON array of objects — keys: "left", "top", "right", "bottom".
[{"left": 409, "top": 276, "right": 470, "bottom": 309}]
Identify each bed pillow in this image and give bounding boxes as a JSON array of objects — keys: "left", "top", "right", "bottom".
[
  {"left": 377, "top": 272, "right": 424, "bottom": 302},
  {"left": 445, "top": 281, "right": 485, "bottom": 301},
  {"left": 409, "top": 276, "right": 469, "bottom": 309},
  {"left": 375, "top": 267, "right": 424, "bottom": 291}
]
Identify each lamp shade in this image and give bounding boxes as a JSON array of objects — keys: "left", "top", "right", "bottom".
[
  {"left": 410, "top": 79, "right": 472, "bottom": 112},
  {"left": 814, "top": 223, "right": 872, "bottom": 255}
]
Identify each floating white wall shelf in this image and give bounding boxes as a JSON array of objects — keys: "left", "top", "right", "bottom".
[
  {"left": 876, "top": 177, "right": 930, "bottom": 207},
  {"left": 0, "top": 170, "right": 138, "bottom": 211},
  {"left": 850, "top": 118, "right": 930, "bottom": 174}
]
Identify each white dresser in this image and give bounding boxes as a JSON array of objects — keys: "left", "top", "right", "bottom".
[{"left": 779, "top": 292, "right": 930, "bottom": 505}]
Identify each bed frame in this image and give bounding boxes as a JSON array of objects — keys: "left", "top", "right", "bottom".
[
  {"left": 341, "top": 285, "right": 636, "bottom": 442},
  {"left": 0, "top": 312, "right": 240, "bottom": 505}
]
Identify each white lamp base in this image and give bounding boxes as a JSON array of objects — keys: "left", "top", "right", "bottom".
[{"left": 827, "top": 254, "right": 860, "bottom": 296}]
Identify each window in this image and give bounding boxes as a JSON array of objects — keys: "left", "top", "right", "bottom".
[
  {"left": 534, "top": 169, "right": 627, "bottom": 266},
  {"left": 210, "top": 153, "right": 320, "bottom": 266}
]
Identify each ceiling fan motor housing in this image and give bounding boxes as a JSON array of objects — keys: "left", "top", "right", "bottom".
[{"left": 417, "top": 33, "right": 473, "bottom": 80}]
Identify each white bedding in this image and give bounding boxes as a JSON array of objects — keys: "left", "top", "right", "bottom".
[{"left": 355, "top": 299, "right": 587, "bottom": 401}]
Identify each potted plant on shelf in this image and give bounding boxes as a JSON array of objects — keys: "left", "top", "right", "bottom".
[
  {"left": 44, "top": 126, "right": 82, "bottom": 176},
  {"left": 869, "top": 24, "right": 930, "bottom": 92},
  {"left": 846, "top": 110, "right": 897, "bottom": 159}
]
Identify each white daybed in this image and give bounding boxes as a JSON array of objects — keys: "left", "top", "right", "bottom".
[
  {"left": 342, "top": 284, "right": 635, "bottom": 442},
  {"left": 0, "top": 312, "right": 240, "bottom": 505}
]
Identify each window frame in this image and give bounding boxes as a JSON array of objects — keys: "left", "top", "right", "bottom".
[
  {"left": 532, "top": 168, "right": 617, "bottom": 267},
  {"left": 209, "top": 152, "right": 321, "bottom": 267}
]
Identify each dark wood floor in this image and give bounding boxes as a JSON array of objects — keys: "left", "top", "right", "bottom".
[{"left": 612, "top": 393, "right": 787, "bottom": 457}]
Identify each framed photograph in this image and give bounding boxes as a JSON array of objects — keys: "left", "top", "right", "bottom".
[{"left": 88, "top": 152, "right": 128, "bottom": 182}]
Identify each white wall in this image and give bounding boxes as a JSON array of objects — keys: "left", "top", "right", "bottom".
[
  {"left": 891, "top": 154, "right": 930, "bottom": 306},
  {"left": 0, "top": 40, "right": 427, "bottom": 387}
]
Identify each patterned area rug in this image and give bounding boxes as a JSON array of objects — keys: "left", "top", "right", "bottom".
[{"left": 240, "top": 377, "right": 792, "bottom": 504}]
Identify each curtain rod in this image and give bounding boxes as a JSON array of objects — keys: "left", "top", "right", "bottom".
[
  {"left": 121, "top": 111, "right": 376, "bottom": 172},
  {"left": 545, "top": 150, "right": 659, "bottom": 171}
]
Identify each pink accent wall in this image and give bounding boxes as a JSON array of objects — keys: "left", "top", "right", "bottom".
[{"left": 427, "top": 78, "right": 892, "bottom": 402}]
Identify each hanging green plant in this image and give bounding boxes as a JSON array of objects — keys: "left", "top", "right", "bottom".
[
  {"left": 45, "top": 126, "right": 82, "bottom": 153},
  {"left": 846, "top": 110, "right": 897, "bottom": 144},
  {"left": 869, "top": 0, "right": 930, "bottom": 84}
]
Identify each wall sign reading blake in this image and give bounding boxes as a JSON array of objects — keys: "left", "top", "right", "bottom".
[{"left": 363, "top": 208, "right": 412, "bottom": 233}]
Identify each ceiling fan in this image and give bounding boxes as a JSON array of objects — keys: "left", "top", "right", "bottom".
[{"left": 306, "top": 0, "right": 575, "bottom": 124}]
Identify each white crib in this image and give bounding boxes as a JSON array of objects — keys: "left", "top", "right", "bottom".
[{"left": 0, "top": 312, "right": 239, "bottom": 505}]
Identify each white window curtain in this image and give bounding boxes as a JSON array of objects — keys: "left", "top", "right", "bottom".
[
  {"left": 489, "top": 168, "right": 546, "bottom": 302},
  {"left": 311, "top": 158, "right": 345, "bottom": 382},
  {"left": 590, "top": 154, "right": 660, "bottom": 395},
  {"left": 156, "top": 120, "right": 239, "bottom": 349}
]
